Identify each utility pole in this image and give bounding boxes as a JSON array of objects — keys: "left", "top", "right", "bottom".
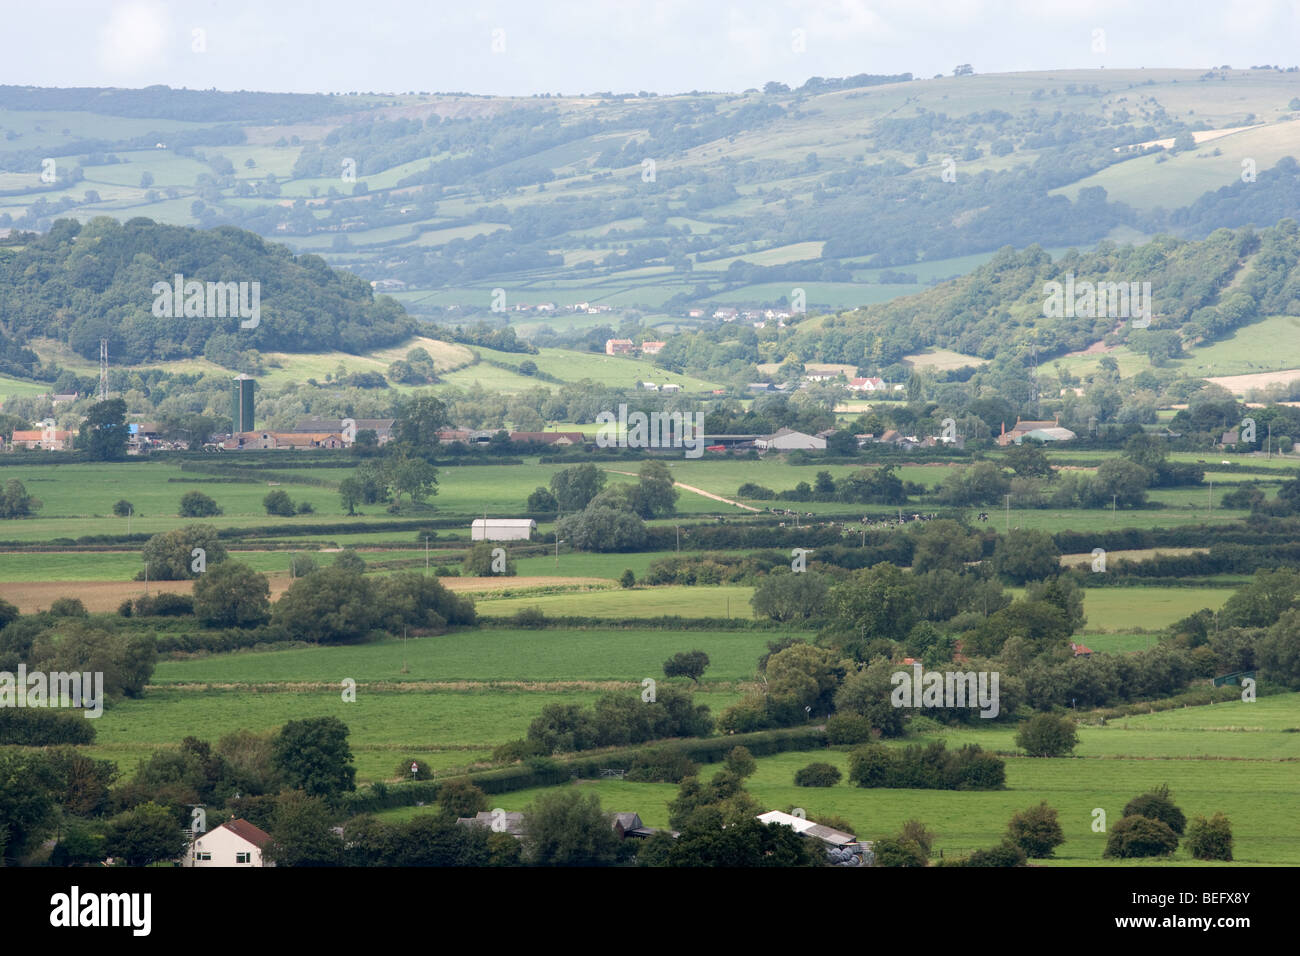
[
  {"left": 1112, "top": 494, "right": 1117, "bottom": 522},
  {"left": 675, "top": 525, "right": 680, "bottom": 552},
  {"left": 127, "top": 505, "right": 132, "bottom": 535},
  {"left": 99, "top": 338, "right": 109, "bottom": 401},
  {"left": 1268, "top": 421, "right": 1272, "bottom": 460}
]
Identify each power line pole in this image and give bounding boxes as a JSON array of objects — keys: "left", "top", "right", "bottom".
[{"left": 99, "top": 338, "right": 109, "bottom": 401}]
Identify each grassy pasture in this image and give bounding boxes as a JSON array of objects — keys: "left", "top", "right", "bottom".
[
  {"left": 150, "top": 627, "right": 787, "bottom": 685},
  {"left": 403, "top": 691, "right": 1300, "bottom": 863}
]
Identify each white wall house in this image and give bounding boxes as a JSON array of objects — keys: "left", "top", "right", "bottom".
[
  {"left": 186, "top": 819, "right": 272, "bottom": 868},
  {"left": 471, "top": 518, "right": 538, "bottom": 541}
]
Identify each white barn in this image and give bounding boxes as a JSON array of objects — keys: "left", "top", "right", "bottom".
[
  {"left": 471, "top": 518, "right": 537, "bottom": 541},
  {"left": 185, "top": 819, "right": 272, "bottom": 868}
]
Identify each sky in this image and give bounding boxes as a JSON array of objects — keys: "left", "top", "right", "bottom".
[{"left": 3, "top": 0, "right": 1300, "bottom": 97}]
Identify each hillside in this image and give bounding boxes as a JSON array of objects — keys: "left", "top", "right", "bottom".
[
  {"left": 0, "top": 217, "right": 415, "bottom": 367},
  {"left": 6, "top": 68, "right": 1300, "bottom": 334}
]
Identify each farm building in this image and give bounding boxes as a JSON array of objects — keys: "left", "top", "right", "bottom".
[
  {"left": 10, "top": 420, "right": 73, "bottom": 451},
  {"left": 756, "top": 810, "right": 861, "bottom": 850},
  {"left": 997, "top": 416, "right": 1076, "bottom": 446},
  {"left": 471, "top": 518, "right": 537, "bottom": 541},
  {"left": 757, "top": 427, "right": 826, "bottom": 451},
  {"left": 605, "top": 338, "right": 635, "bottom": 355},
  {"left": 185, "top": 818, "right": 272, "bottom": 868}
]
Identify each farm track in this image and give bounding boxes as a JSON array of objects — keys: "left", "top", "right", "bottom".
[{"left": 604, "top": 469, "right": 760, "bottom": 512}]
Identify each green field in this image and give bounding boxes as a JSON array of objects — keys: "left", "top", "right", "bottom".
[{"left": 377, "top": 692, "right": 1300, "bottom": 865}]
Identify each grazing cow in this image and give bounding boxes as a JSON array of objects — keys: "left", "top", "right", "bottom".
[{"left": 977, "top": 512, "right": 989, "bottom": 522}]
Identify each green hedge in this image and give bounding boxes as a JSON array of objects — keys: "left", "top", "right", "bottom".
[{"left": 339, "top": 727, "right": 829, "bottom": 814}]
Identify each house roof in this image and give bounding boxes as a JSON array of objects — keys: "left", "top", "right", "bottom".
[
  {"left": 472, "top": 518, "right": 537, "bottom": 528},
  {"left": 219, "top": 818, "right": 272, "bottom": 848}
]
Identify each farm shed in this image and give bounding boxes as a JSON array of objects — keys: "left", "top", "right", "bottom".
[{"left": 471, "top": 518, "right": 537, "bottom": 541}]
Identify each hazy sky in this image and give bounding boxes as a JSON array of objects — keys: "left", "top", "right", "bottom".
[{"left": 5, "top": 1, "right": 1300, "bottom": 96}]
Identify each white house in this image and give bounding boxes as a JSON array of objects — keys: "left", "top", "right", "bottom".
[
  {"left": 185, "top": 819, "right": 273, "bottom": 868},
  {"left": 846, "top": 377, "right": 885, "bottom": 392},
  {"left": 472, "top": 518, "right": 538, "bottom": 541}
]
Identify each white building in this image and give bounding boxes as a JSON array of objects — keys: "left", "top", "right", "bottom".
[
  {"left": 471, "top": 518, "right": 538, "bottom": 541},
  {"left": 756, "top": 427, "right": 826, "bottom": 451},
  {"left": 186, "top": 819, "right": 273, "bottom": 868}
]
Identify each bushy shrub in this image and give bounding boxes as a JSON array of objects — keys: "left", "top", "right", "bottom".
[
  {"left": 1123, "top": 784, "right": 1186, "bottom": 835},
  {"left": 1185, "top": 812, "right": 1233, "bottom": 861},
  {"left": 179, "top": 491, "right": 222, "bottom": 517},
  {"left": 794, "top": 762, "right": 843, "bottom": 787},
  {"left": 1005, "top": 802, "right": 1065, "bottom": 858},
  {"left": 513, "top": 606, "right": 546, "bottom": 629},
  {"left": 848, "top": 740, "right": 1004, "bottom": 790},
  {"left": 872, "top": 837, "right": 927, "bottom": 867},
  {"left": 132, "top": 592, "right": 195, "bottom": 617},
  {"left": 48, "top": 597, "right": 88, "bottom": 618},
  {"left": 825, "top": 713, "right": 875, "bottom": 744},
  {"left": 1015, "top": 712, "right": 1079, "bottom": 757},
  {"left": 961, "top": 841, "right": 1027, "bottom": 867},
  {"left": 1104, "top": 814, "right": 1180, "bottom": 858},
  {"left": 625, "top": 746, "right": 698, "bottom": 783}
]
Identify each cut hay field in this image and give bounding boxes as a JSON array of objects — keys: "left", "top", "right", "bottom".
[{"left": 475, "top": 584, "right": 757, "bottom": 619}]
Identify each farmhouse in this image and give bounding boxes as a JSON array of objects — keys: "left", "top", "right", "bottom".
[
  {"left": 472, "top": 518, "right": 537, "bottom": 541},
  {"left": 185, "top": 818, "right": 272, "bottom": 868},
  {"left": 757, "top": 428, "right": 826, "bottom": 451},
  {"left": 605, "top": 338, "right": 635, "bottom": 356},
  {"left": 640, "top": 341, "right": 666, "bottom": 355},
  {"left": 846, "top": 376, "right": 885, "bottom": 392},
  {"left": 10, "top": 420, "right": 73, "bottom": 451}
]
